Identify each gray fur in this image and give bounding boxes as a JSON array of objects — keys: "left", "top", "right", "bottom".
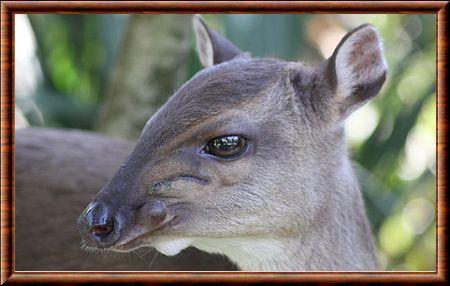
[{"left": 78, "top": 18, "right": 387, "bottom": 271}]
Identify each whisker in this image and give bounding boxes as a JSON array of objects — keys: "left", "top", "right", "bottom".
[
  {"left": 148, "top": 249, "right": 159, "bottom": 270},
  {"left": 80, "top": 241, "right": 115, "bottom": 255},
  {"left": 133, "top": 247, "right": 151, "bottom": 261}
]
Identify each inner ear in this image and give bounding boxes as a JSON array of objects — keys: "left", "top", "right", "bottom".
[
  {"left": 325, "top": 24, "right": 387, "bottom": 119},
  {"left": 192, "top": 15, "right": 245, "bottom": 68}
]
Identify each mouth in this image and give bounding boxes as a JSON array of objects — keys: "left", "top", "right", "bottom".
[{"left": 110, "top": 215, "right": 181, "bottom": 252}]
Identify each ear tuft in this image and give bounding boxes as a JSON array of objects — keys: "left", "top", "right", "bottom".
[
  {"left": 328, "top": 24, "right": 387, "bottom": 118},
  {"left": 192, "top": 15, "right": 244, "bottom": 68}
]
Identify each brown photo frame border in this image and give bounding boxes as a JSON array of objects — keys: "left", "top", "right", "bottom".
[{"left": 1, "top": 1, "right": 447, "bottom": 284}]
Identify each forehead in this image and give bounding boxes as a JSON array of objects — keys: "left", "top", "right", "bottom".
[
  {"left": 137, "top": 58, "right": 291, "bottom": 148},
  {"left": 170, "top": 58, "right": 290, "bottom": 115}
]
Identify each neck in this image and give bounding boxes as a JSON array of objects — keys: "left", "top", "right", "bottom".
[
  {"left": 193, "top": 158, "right": 378, "bottom": 271},
  {"left": 192, "top": 209, "right": 377, "bottom": 271}
]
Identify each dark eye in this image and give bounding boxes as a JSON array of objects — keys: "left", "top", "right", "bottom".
[{"left": 203, "top": 135, "right": 248, "bottom": 159}]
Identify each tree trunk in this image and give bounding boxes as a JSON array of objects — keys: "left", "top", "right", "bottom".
[
  {"left": 96, "top": 15, "right": 192, "bottom": 140},
  {"left": 15, "top": 127, "right": 237, "bottom": 271}
]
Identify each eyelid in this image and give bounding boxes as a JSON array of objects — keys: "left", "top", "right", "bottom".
[{"left": 206, "top": 134, "right": 248, "bottom": 142}]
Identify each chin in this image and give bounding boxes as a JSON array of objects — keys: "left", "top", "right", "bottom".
[
  {"left": 150, "top": 236, "right": 193, "bottom": 256},
  {"left": 110, "top": 235, "right": 193, "bottom": 257}
]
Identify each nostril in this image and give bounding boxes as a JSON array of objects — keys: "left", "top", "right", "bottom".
[{"left": 91, "top": 217, "right": 114, "bottom": 238}]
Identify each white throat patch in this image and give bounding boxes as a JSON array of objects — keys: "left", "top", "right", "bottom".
[
  {"left": 148, "top": 235, "right": 290, "bottom": 270},
  {"left": 191, "top": 237, "right": 288, "bottom": 271}
]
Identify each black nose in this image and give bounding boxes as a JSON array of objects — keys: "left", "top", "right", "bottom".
[
  {"left": 91, "top": 216, "right": 114, "bottom": 238},
  {"left": 77, "top": 201, "right": 121, "bottom": 248}
]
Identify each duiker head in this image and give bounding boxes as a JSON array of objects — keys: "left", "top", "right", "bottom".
[{"left": 78, "top": 16, "right": 386, "bottom": 266}]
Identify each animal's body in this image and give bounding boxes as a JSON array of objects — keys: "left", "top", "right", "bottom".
[{"left": 78, "top": 16, "right": 387, "bottom": 271}]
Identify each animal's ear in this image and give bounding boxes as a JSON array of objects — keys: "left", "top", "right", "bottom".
[
  {"left": 322, "top": 24, "right": 387, "bottom": 120},
  {"left": 192, "top": 15, "right": 244, "bottom": 68}
]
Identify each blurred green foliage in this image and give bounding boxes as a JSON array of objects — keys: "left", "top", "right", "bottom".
[
  {"left": 17, "top": 14, "right": 436, "bottom": 271},
  {"left": 24, "top": 14, "right": 127, "bottom": 128}
]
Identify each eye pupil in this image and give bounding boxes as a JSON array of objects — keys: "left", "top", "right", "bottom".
[
  {"left": 204, "top": 135, "right": 247, "bottom": 159},
  {"left": 213, "top": 136, "right": 239, "bottom": 151}
]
